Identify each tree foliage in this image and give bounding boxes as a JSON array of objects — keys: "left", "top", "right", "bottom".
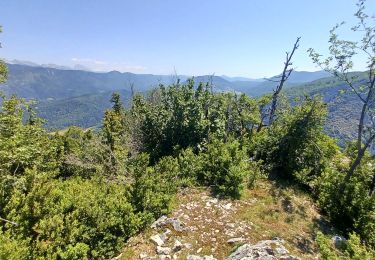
[
  {"left": 308, "top": 0, "right": 375, "bottom": 182},
  {"left": 131, "top": 79, "right": 265, "bottom": 162}
]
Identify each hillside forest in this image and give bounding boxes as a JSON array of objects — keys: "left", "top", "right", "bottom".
[{"left": 1, "top": 1, "right": 375, "bottom": 259}]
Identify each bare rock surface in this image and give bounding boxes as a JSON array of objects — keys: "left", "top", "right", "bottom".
[
  {"left": 150, "top": 234, "right": 165, "bottom": 246},
  {"left": 119, "top": 186, "right": 325, "bottom": 259},
  {"left": 152, "top": 216, "right": 188, "bottom": 232},
  {"left": 226, "top": 238, "right": 301, "bottom": 260}
]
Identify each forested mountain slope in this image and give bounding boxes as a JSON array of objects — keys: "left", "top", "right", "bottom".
[
  {"left": 0, "top": 63, "right": 334, "bottom": 130},
  {"left": 0, "top": 63, "right": 330, "bottom": 100},
  {"left": 0, "top": 63, "right": 367, "bottom": 145},
  {"left": 0, "top": 63, "right": 179, "bottom": 100},
  {"left": 36, "top": 71, "right": 368, "bottom": 144},
  {"left": 285, "top": 72, "right": 367, "bottom": 146},
  {"left": 36, "top": 89, "right": 132, "bottom": 129}
]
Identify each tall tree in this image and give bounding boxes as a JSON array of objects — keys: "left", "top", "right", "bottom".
[
  {"left": 102, "top": 92, "right": 130, "bottom": 173},
  {"left": 308, "top": 0, "right": 375, "bottom": 184},
  {"left": 110, "top": 92, "right": 124, "bottom": 114}
]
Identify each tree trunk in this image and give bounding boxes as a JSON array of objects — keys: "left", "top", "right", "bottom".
[
  {"left": 369, "top": 171, "right": 375, "bottom": 196},
  {"left": 344, "top": 147, "right": 366, "bottom": 184},
  {"left": 257, "top": 115, "right": 265, "bottom": 132},
  {"left": 343, "top": 133, "right": 375, "bottom": 191},
  {"left": 343, "top": 76, "right": 375, "bottom": 186}
]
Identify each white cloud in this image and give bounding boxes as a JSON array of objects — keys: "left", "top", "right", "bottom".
[{"left": 71, "top": 58, "right": 146, "bottom": 72}]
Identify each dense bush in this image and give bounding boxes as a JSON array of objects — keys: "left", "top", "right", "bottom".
[
  {"left": 0, "top": 229, "right": 29, "bottom": 260},
  {"left": 130, "top": 81, "right": 210, "bottom": 162},
  {"left": 1, "top": 152, "right": 177, "bottom": 259},
  {"left": 177, "top": 147, "right": 203, "bottom": 187},
  {"left": 197, "top": 137, "right": 253, "bottom": 198},
  {"left": 0, "top": 96, "right": 59, "bottom": 176},
  {"left": 0, "top": 94, "right": 176, "bottom": 259},
  {"left": 130, "top": 153, "right": 178, "bottom": 222},
  {"left": 131, "top": 80, "right": 264, "bottom": 162},
  {"left": 0, "top": 96, "right": 60, "bottom": 212},
  {"left": 257, "top": 97, "right": 339, "bottom": 187},
  {"left": 175, "top": 137, "right": 264, "bottom": 198},
  {"left": 316, "top": 231, "right": 375, "bottom": 259},
  {"left": 57, "top": 126, "right": 107, "bottom": 178},
  {"left": 317, "top": 158, "right": 375, "bottom": 248},
  {"left": 2, "top": 174, "right": 141, "bottom": 259}
]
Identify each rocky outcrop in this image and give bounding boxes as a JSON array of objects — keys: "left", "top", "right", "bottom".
[
  {"left": 118, "top": 188, "right": 321, "bottom": 259},
  {"left": 226, "top": 238, "right": 300, "bottom": 260},
  {"left": 148, "top": 216, "right": 300, "bottom": 259},
  {"left": 145, "top": 201, "right": 302, "bottom": 259},
  {"left": 151, "top": 215, "right": 188, "bottom": 232}
]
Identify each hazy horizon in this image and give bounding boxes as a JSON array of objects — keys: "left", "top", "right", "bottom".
[{"left": 5, "top": 58, "right": 335, "bottom": 80}]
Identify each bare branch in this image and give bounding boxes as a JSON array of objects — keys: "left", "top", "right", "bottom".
[
  {"left": 268, "top": 37, "right": 301, "bottom": 123},
  {"left": 0, "top": 217, "right": 18, "bottom": 226}
]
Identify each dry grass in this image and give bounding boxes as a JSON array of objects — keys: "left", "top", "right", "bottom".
[{"left": 237, "top": 181, "right": 333, "bottom": 259}]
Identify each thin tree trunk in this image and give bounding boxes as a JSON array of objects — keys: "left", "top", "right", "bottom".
[
  {"left": 257, "top": 114, "right": 266, "bottom": 132},
  {"left": 344, "top": 147, "right": 366, "bottom": 184},
  {"left": 342, "top": 133, "right": 375, "bottom": 191},
  {"left": 346, "top": 75, "right": 375, "bottom": 181},
  {"left": 369, "top": 170, "right": 375, "bottom": 196},
  {"left": 269, "top": 37, "right": 300, "bottom": 123}
]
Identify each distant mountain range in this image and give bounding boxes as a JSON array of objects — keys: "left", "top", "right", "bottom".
[
  {"left": 1, "top": 62, "right": 331, "bottom": 101},
  {"left": 0, "top": 62, "right": 363, "bottom": 143},
  {"left": 0, "top": 63, "right": 182, "bottom": 100},
  {"left": 220, "top": 75, "right": 264, "bottom": 82},
  {"left": 5, "top": 59, "right": 92, "bottom": 71}
]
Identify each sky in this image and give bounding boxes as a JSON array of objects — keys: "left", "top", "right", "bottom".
[{"left": 0, "top": 0, "right": 374, "bottom": 78}]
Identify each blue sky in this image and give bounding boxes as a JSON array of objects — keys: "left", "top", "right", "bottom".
[{"left": 0, "top": 0, "right": 374, "bottom": 78}]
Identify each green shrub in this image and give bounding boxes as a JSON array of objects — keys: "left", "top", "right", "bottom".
[
  {"left": 199, "top": 137, "right": 252, "bottom": 198},
  {"left": 316, "top": 232, "right": 375, "bottom": 260},
  {"left": 0, "top": 229, "right": 30, "bottom": 260},
  {"left": 131, "top": 82, "right": 263, "bottom": 163},
  {"left": 177, "top": 148, "right": 203, "bottom": 187},
  {"left": 316, "top": 232, "right": 340, "bottom": 260},
  {"left": 2, "top": 173, "right": 141, "bottom": 259},
  {"left": 258, "top": 97, "right": 338, "bottom": 188},
  {"left": 344, "top": 232, "right": 375, "bottom": 259},
  {"left": 0, "top": 96, "right": 60, "bottom": 177},
  {"left": 246, "top": 160, "right": 265, "bottom": 188},
  {"left": 130, "top": 154, "right": 178, "bottom": 222},
  {"left": 58, "top": 127, "right": 104, "bottom": 178},
  {"left": 318, "top": 160, "right": 375, "bottom": 248}
]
